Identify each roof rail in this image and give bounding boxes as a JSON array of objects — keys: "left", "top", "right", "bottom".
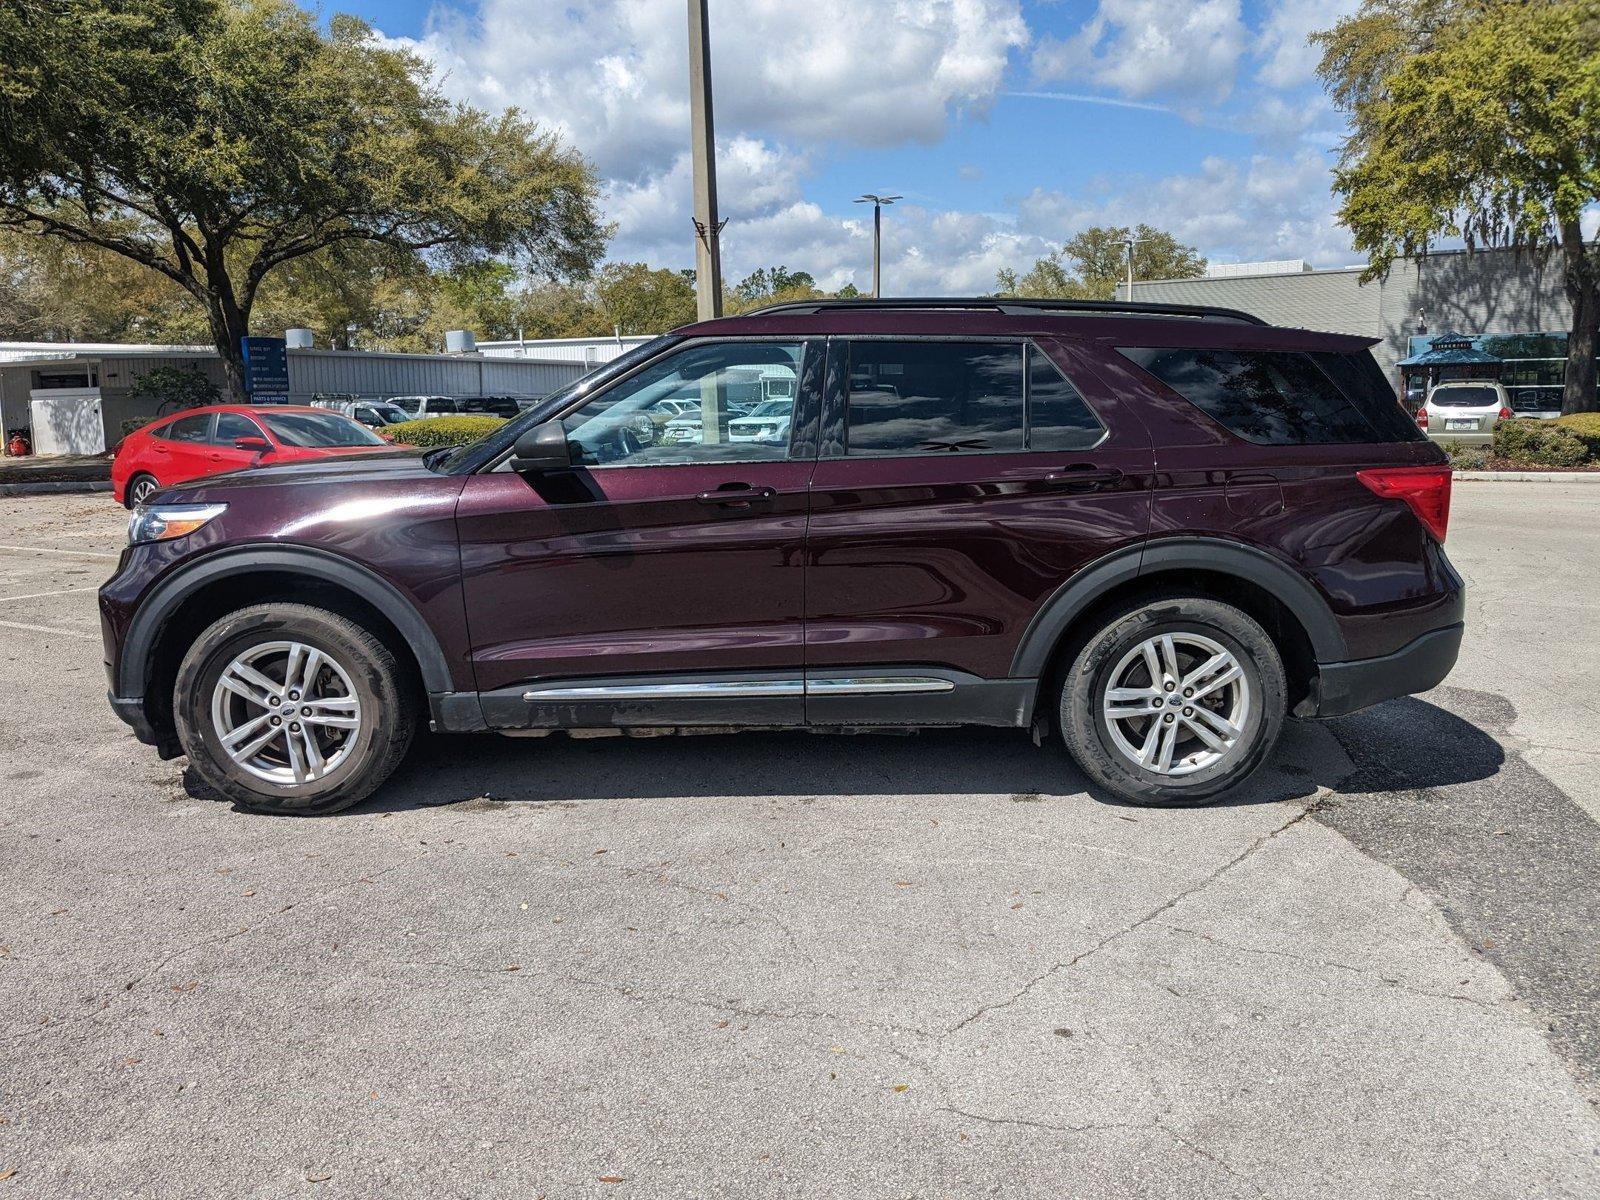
[{"left": 737, "top": 296, "right": 1268, "bottom": 326}]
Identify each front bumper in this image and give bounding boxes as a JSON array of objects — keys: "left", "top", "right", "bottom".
[
  {"left": 1303, "top": 623, "right": 1464, "bottom": 718},
  {"left": 107, "top": 691, "right": 182, "bottom": 758}
]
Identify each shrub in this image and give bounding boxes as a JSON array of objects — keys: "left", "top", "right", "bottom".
[
  {"left": 1554, "top": 412, "right": 1600, "bottom": 459},
  {"left": 384, "top": 416, "right": 506, "bottom": 448},
  {"left": 1442, "top": 441, "right": 1488, "bottom": 470},
  {"left": 1491, "top": 419, "right": 1589, "bottom": 468},
  {"left": 128, "top": 364, "right": 218, "bottom": 411}
]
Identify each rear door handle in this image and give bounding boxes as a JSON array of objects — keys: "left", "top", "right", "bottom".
[
  {"left": 696, "top": 485, "right": 777, "bottom": 508},
  {"left": 1044, "top": 464, "right": 1124, "bottom": 489}
]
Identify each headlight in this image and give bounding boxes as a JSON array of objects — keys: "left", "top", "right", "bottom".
[{"left": 128, "top": 503, "right": 228, "bottom": 546}]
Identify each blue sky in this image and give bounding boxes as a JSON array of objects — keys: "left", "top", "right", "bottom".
[{"left": 311, "top": 1, "right": 1365, "bottom": 291}]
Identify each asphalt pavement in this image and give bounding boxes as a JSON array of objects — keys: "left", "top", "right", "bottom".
[{"left": 1, "top": 485, "right": 1597, "bottom": 1199}]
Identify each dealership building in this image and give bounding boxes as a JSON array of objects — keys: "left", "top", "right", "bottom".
[
  {"left": 1119, "top": 246, "right": 1595, "bottom": 413},
  {"left": 0, "top": 334, "right": 602, "bottom": 455}
]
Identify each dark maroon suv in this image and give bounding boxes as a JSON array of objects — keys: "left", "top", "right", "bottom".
[{"left": 99, "top": 298, "right": 1462, "bottom": 813}]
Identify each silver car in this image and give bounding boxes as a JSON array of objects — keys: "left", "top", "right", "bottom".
[{"left": 1420, "top": 381, "right": 1511, "bottom": 446}]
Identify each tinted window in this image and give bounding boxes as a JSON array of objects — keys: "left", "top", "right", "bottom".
[
  {"left": 427, "top": 399, "right": 459, "bottom": 415},
  {"left": 461, "top": 397, "right": 520, "bottom": 418},
  {"left": 214, "top": 413, "right": 263, "bottom": 443},
  {"left": 845, "top": 341, "right": 1023, "bottom": 455},
  {"left": 259, "top": 412, "right": 385, "bottom": 448},
  {"left": 1120, "top": 347, "right": 1389, "bottom": 445},
  {"left": 1028, "top": 345, "right": 1105, "bottom": 451},
  {"left": 166, "top": 414, "right": 211, "bottom": 443},
  {"left": 1311, "top": 351, "right": 1426, "bottom": 441},
  {"left": 563, "top": 341, "right": 805, "bottom": 466},
  {"left": 1429, "top": 385, "right": 1498, "bottom": 408}
]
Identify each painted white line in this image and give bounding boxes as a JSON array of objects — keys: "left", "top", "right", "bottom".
[
  {"left": 0, "top": 586, "right": 98, "bottom": 603},
  {"left": 0, "top": 617, "right": 97, "bottom": 641},
  {"left": 0, "top": 543, "right": 118, "bottom": 560}
]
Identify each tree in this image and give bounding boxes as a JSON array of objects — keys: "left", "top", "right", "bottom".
[
  {"left": 1315, "top": 0, "right": 1600, "bottom": 413},
  {"left": 729, "top": 266, "right": 820, "bottom": 312},
  {"left": 129, "top": 364, "right": 219, "bottom": 413},
  {"left": 0, "top": 0, "right": 605, "bottom": 401},
  {"left": 996, "top": 225, "right": 1204, "bottom": 299},
  {"left": 592, "top": 262, "right": 697, "bottom": 334}
]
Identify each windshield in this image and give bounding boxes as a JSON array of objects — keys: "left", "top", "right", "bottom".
[
  {"left": 1431, "top": 386, "right": 1498, "bottom": 408},
  {"left": 434, "top": 335, "right": 683, "bottom": 474},
  {"left": 371, "top": 404, "right": 410, "bottom": 424},
  {"left": 261, "top": 411, "right": 386, "bottom": 448},
  {"left": 742, "top": 400, "right": 792, "bottom": 419}
]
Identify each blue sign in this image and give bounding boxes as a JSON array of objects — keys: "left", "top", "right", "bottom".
[{"left": 241, "top": 337, "right": 290, "bottom": 397}]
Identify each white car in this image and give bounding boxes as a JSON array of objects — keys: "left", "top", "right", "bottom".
[
  {"left": 727, "top": 399, "right": 794, "bottom": 443},
  {"left": 1419, "top": 381, "right": 1512, "bottom": 446}
]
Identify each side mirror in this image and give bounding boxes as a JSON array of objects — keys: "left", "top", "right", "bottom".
[
  {"left": 510, "top": 420, "right": 573, "bottom": 475},
  {"left": 235, "top": 435, "right": 272, "bottom": 454}
]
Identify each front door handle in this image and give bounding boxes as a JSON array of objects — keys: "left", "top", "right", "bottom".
[
  {"left": 696, "top": 484, "right": 777, "bottom": 508},
  {"left": 1044, "top": 464, "right": 1124, "bottom": 490}
]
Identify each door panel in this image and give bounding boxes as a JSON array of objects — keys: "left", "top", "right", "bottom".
[
  {"left": 804, "top": 336, "right": 1154, "bottom": 684},
  {"left": 455, "top": 339, "right": 823, "bottom": 716}
]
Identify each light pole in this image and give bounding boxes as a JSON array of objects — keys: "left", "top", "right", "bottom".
[
  {"left": 687, "top": 0, "right": 723, "bottom": 321},
  {"left": 855, "top": 193, "right": 901, "bottom": 298},
  {"left": 1122, "top": 235, "right": 1140, "bottom": 300}
]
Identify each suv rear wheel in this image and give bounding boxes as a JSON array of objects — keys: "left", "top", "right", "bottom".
[
  {"left": 1058, "top": 596, "right": 1286, "bottom": 806},
  {"left": 173, "top": 603, "right": 416, "bottom": 815}
]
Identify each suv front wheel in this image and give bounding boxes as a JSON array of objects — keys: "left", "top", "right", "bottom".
[
  {"left": 173, "top": 603, "right": 416, "bottom": 814},
  {"left": 1059, "top": 596, "right": 1286, "bottom": 806}
]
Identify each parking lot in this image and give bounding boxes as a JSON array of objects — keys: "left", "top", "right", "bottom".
[{"left": 2, "top": 483, "right": 1598, "bottom": 1198}]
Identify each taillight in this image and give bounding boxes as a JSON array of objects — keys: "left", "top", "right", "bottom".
[
  {"left": 1498, "top": 407, "right": 1512, "bottom": 421},
  {"left": 1416, "top": 408, "right": 1428, "bottom": 429},
  {"left": 1357, "top": 465, "right": 1452, "bottom": 542}
]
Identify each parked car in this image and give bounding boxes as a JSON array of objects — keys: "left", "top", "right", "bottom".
[
  {"left": 727, "top": 398, "right": 795, "bottom": 443},
  {"left": 387, "top": 396, "right": 461, "bottom": 420},
  {"left": 100, "top": 298, "right": 1462, "bottom": 815},
  {"left": 1417, "top": 381, "right": 1512, "bottom": 445},
  {"left": 458, "top": 397, "right": 523, "bottom": 419},
  {"left": 112, "top": 405, "right": 396, "bottom": 508},
  {"left": 311, "top": 399, "right": 413, "bottom": 429}
]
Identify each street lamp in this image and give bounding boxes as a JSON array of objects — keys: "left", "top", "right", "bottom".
[
  {"left": 1122, "top": 235, "right": 1149, "bottom": 300},
  {"left": 855, "top": 193, "right": 901, "bottom": 298}
]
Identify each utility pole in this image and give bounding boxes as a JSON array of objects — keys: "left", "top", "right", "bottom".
[
  {"left": 1123, "top": 235, "right": 1136, "bottom": 300},
  {"left": 855, "top": 194, "right": 901, "bottom": 298},
  {"left": 687, "top": 0, "right": 723, "bottom": 321}
]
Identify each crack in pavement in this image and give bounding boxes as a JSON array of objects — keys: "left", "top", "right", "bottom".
[{"left": 945, "top": 803, "right": 1320, "bottom": 1035}]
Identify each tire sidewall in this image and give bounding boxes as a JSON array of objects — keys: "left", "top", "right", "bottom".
[
  {"left": 1061, "top": 599, "right": 1286, "bottom": 805},
  {"left": 174, "top": 608, "right": 405, "bottom": 813},
  {"left": 127, "top": 474, "right": 158, "bottom": 509}
]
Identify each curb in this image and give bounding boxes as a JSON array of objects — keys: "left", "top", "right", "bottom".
[
  {"left": 1453, "top": 471, "right": 1600, "bottom": 483},
  {"left": 0, "top": 481, "right": 113, "bottom": 496}
]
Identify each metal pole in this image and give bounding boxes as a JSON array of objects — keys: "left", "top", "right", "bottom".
[
  {"left": 687, "top": 0, "right": 722, "bottom": 321},
  {"left": 873, "top": 202, "right": 882, "bottom": 298},
  {"left": 1125, "top": 238, "right": 1134, "bottom": 300}
]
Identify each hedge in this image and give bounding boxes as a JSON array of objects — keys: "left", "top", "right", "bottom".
[
  {"left": 384, "top": 416, "right": 507, "bottom": 448},
  {"left": 1490, "top": 419, "right": 1590, "bottom": 468},
  {"left": 1554, "top": 412, "right": 1600, "bottom": 458}
]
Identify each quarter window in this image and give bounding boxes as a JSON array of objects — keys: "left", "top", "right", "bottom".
[
  {"left": 562, "top": 341, "right": 806, "bottom": 466},
  {"left": 844, "top": 341, "right": 1024, "bottom": 456},
  {"left": 1027, "top": 345, "right": 1105, "bottom": 451},
  {"left": 1120, "top": 347, "right": 1389, "bottom": 445}
]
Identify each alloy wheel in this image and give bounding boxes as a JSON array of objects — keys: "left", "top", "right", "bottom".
[
  {"left": 1101, "top": 632, "right": 1251, "bottom": 776},
  {"left": 209, "top": 640, "right": 363, "bottom": 786}
]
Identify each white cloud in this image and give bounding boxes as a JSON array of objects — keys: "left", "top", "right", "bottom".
[
  {"left": 1017, "top": 149, "right": 1354, "bottom": 269},
  {"left": 1254, "top": 0, "right": 1359, "bottom": 90},
  {"left": 1031, "top": 0, "right": 1247, "bottom": 106},
  {"left": 393, "top": 0, "right": 1028, "bottom": 180}
]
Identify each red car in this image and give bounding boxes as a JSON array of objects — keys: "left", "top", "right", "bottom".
[{"left": 112, "top": 405, "right": 398, "bottom": 508}]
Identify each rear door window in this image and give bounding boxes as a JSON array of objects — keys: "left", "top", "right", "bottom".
[
  {"left": 165, "top": 414, "right": 213, "bottom": 444},
  {"left": 1119, "top": 347, "right": 1406, "bottom": 445},
  {"left": 1027, "top": 345, "right": 1105, "bottom": 452},
  {"left": 843, "top": 341, "right": 1024, "bottom": 456}
]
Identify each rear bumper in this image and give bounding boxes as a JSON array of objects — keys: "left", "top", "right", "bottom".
[{"left": 1303, "top": 623, "right": 1464, "bottom": 718}]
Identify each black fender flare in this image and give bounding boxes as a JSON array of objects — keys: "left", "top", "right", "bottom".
[
  {"left": 1009, "top": 537, "right": 1348, "bottom": 678},
  {"left": 119, "top": 545, "right": 456, "bottom": 698}
]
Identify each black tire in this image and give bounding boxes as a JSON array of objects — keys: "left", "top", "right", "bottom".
[
  {"left": 125, "top": 473, "right": 160, "bottom": 509},
  {"left": 1057, "top": 595, "right": 1286, "bottom": 806},
  {"left": 173, "top": 603, "right": 416, "bottom": 815}
]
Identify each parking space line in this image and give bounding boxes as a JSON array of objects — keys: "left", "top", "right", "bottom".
[
  {"left": 0, "top": 587, "right": 99, "bottom": 603},
  {"left": 0, "top": 618, "right": 98, "bottom": 641},
  {"left": 0, "top": 544, "right": 119, "bottom": 560}
]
